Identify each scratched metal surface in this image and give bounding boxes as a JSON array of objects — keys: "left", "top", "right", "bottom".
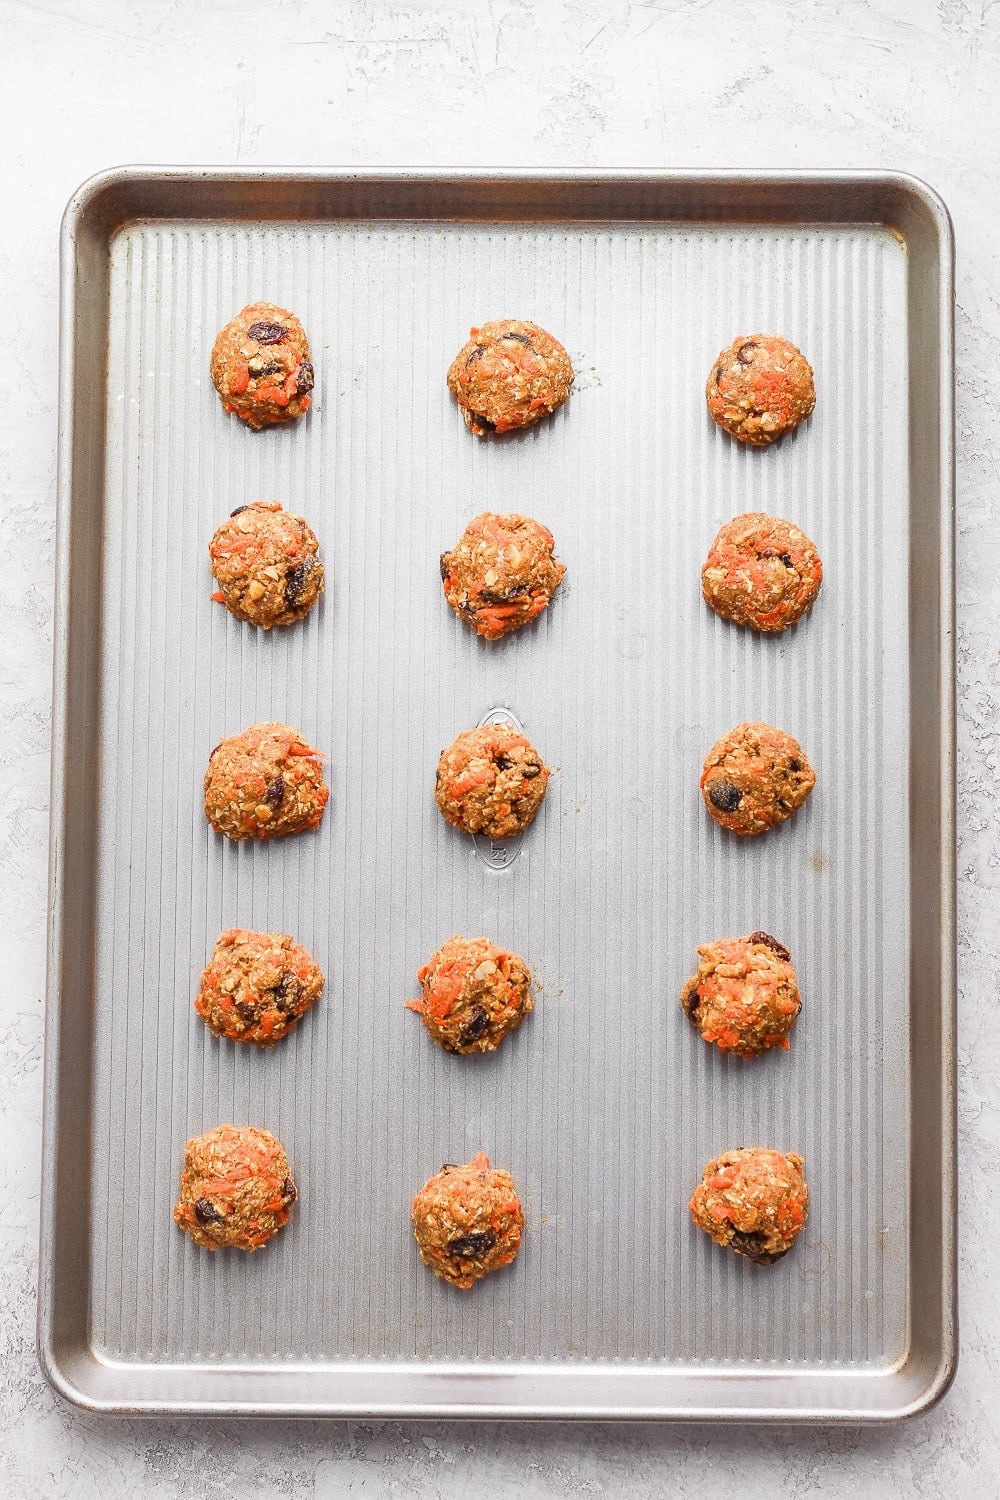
[{"left": 41, "top": 170, "right": 954, "bottom": 1419}]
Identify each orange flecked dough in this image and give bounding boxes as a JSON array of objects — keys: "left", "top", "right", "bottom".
[
  {"left": 690, "top": 1147, "right": 808, "bottom": 1264},
  {"left": 681, "top": 931, "right": 801, "bottom": 1057},
  {"left": 210, "top": 302, "right": 314, "bottom": 430},
  {"left": 209, "top": 502, "right": 324, "bottom": 628},
  {"left": 412, "top": 1153, "right": 524, "bottom": 1288},
  {"left": 701, "top": 721, "right": 815, "bottom": 836},
  {"left": 195, "top": 929, "right": 324, "bottom": 1046},
  {"left": 440, "top": 512, "right": 565, "bottom": 639},
  {"left": 434, "top": 724, "right": 549, "bottom": 840},
  {"left": 204, "top": 721, "right": 329, "bottom": 841},
  {"left": 173, "top": 1125, "right": 297, "bottom": 1251},
  {"left": 706, "top": 334, "right": 815, "bottom": 446},
  {"left": 407, "top": 935, "right": 533, "bottom": 1053},
  {"left": 447, "top": 319, "right": 573, "bottom": 436},
  {"left": 701, "top": 513, "right": 822, "bottom": 633}
]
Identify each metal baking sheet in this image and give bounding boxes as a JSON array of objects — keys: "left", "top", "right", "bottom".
[{"left": 40, "top": 169, "right": 955, "bottom": 1420}]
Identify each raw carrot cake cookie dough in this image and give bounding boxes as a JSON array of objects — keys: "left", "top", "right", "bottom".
[
  {"left": 435, "top": 724, "right": 549, "bottom": 839},
  {"left": 681, "top": 931, "right": 801, "bottom": 1057},
  {"left": 195, "top": 929, "right": 324, "bottom": 1046},
  {"left": 204, "top": 721, "right": 329, "bottom": 840},
  {"left": 210, "top": 301, "right": 314, "bottom": 430},
  {"left": 407, "top": 935, "right": 533, "bottom": 1054},
  {"left": 689, "top": 1147, "right": 808, "bottom": 1265},
  {"left": 701, "top": 513, "right": 822, "bottom": 632},
  {"left": 706, "top": 334, "right": 815, "bottom": 446},
  {"left": 701, "top": 721, "right": 815, "bottom": 836},
  {"left": 173, "top": 1125, "right": 297, "bottom": 1251},
  {"left": 447, "top": 319, "right": 573, "bottom": 436},
  {"left": 412, "top": 1153, "right": 524, "bottom": 1288},
  {"left": 440, "top": 512, "right": 565, "bottom": 639},
  {"left": 210, "top": 502, "right": 324, "bottom": 628}
]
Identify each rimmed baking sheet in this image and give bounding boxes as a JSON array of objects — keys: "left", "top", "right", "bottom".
[{"left": 41, "top": 169, "right": 955, "bottom": 1420}]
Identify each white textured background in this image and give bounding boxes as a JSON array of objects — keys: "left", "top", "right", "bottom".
[{"left": 0, "top": 0, "right": 996, "bottom": 1494}]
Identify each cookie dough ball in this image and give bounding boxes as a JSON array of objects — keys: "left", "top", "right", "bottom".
[
  {"left": 701, "top": 721, "right": 815, "bottom": 836},
  {"left": 204, "top": 721, "right": 329, "bottom": 841},
  {"left": 435, "top": 724, "right": 549, "bottom": 840},
  {"left": 210, "top": 301, "right": 314, "bottom": 430},
  {"left": 447, "top": 319, "right": 573, "bottom": 436},
  {"left": 702, "top": 513, "right": 822, "bottom": 633},
  {"left": 406, "top": 935, "right": 533, "bottom": 1054},
  {"left": 706, "top": 334, "right": 815, "bottom": 446},
  {"left": 210, "top": 502, "right": 324, "bottom": 628},
  {"left": 689, "top": 1147, "right": 808, "bottom": 1265},
  {"left": 195, "top": 929, "right": 325, "bottom": 1046},
  {"left": 441, "top": 513, "right": 566, "bottom": 640},
  {"left": 411, "top": 1152, "right": 524, "bottom": 1288},
  {"left": 681, "top": 931, "right": 801, "bottom": 1057},
  {"left": 173, "top": 1125, "right": 297, "bottom": 1251}
]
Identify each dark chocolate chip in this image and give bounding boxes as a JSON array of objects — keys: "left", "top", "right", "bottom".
[
  {"left": 460, "top": 1005, "right": 488, "bottom": 1044},
  {"left": 194, "top": 1198, "right": 222, "bottom": 1226},
  {"left": 708, "top": 778, "right": 743, "bottom": 813},
  {"left": 465, "top": 344, "right": 487, "bottom": 367},
  {"left": 447, "top": 1230, "right": 496, "bottom": 1259},
  {"left": 274, "top": 972, "right": 301, "bottom": 1013},
  {"left": 680, "top": 978, "right": 701, "bottom": 1022},
  {"left": 229, "top": 505, "right": 249, "bottom": 517},
  {"left": 265, "top": 776, "right": 286, "bottom": 810},
  {"left": 295, "top": 360, "right": 314, "bottom": 395},
  {"left": 284, "top": 560, "right": 313, "bottom": 610},
  {"left": 729, "top": 1229, "right": 785, "bottom": 1266},
  {"left": 282, "top": 1177, "right": 297, "bottom": 1204},
  {"left": 736, "top": 340, "right": 759, "bottom": 365},
  {"left": 479, "top": 585, "right": 528, "bottom": 606},
  {"left": 501, "top": 331, "right": 534, "bottom": 348},
  {"left": 747, "top": 931, "right": 791, "bottom": 962},
  {"left": 247, "top": 319, "right": 288, "bottom": 344}
]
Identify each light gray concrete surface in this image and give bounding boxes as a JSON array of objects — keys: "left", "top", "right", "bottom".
[{"left": 1, "top": 0, "right": 997, "bottom": 1493}]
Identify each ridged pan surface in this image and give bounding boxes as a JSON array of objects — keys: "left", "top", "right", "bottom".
[{"left": 43, "top": 171, "right": 954, "bottom": 1419}]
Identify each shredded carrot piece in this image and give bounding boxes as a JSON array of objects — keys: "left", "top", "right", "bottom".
[
  {"left": 255, "top": 383, "right": 289, "bottom": 406},
  {"left": 450, "top": 767, "right": 493, "bottom": 797}
]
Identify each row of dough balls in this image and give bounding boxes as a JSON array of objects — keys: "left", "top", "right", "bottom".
[
  {"left": 209, "top": 501, "right": 823, "bottom": 640},
  {"left": 178, "top": 922, "right": 807, "bottom": 1277},
  {"left": 174, "top": 1128, "right": 809, "bottom": 1280},
  {"left": 211, "top": 303, "right": 816, "bottom": 448},
  {"left": 192, "top": 928, "right": 801, "bottom": 1062},
  {"left": 202, "top": 717, "right": 815, "bottom": 845}
]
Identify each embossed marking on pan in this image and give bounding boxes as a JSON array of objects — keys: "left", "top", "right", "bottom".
[{"left": 473, "top": 707, "right": 526, "bottom": 870}]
